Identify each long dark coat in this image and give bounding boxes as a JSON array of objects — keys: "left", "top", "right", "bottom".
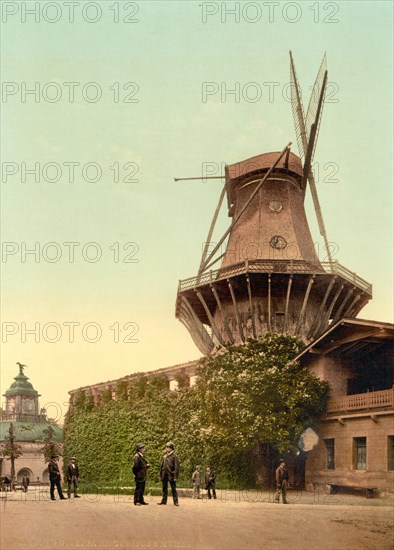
[
  {"left": 160, "top": 451, "right": 180, "bottom": 481},
  {"left": 48, "top": 460, "right": 61, "bottom": 481},
  {"left": 132, "top": 453, "right": 149, "bottom": 482}
]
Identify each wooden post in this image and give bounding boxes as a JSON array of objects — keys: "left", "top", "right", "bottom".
[
  {"left": 228, "top": 279, "right": 245, "bottom": 342},
  {"left": 295, "top": 276, "right": 314, "bottom": 335},
  {"left": 268, "top": 275, "right": 272, "bottom": 332},
  {"left": 284, "top": 275, "right": 293, "bottom": 333},
  {"left": 196, "top": 291, "right": 225, "bottom": 346},
  {"left": 246, "top": 274, "right": 257, "bottom": 338},
  {"left": 211, "top": 285, "right": 234, "bottom": 344},
  {"left": 308, "top": 276, "right": 336, "bottom": 340}
]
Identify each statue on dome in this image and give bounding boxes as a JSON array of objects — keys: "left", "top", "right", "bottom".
[{"left": 16, "top": 362, "right": 27, "bottom": 375}]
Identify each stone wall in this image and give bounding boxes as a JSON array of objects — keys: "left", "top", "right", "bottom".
[
  {"left": 0, "top": 442, "right": 64, "bottom": 483},
  {"left": 69, "top": 360, "right": 199, "bottom": 405}
]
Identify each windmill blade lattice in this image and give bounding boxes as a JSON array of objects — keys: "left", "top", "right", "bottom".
[
  {"left": 290, "top": 51, "right": 308, "bottom": 159},
  {"left": 289, "top": 51, "right": 332, "bottom": 264},
  {"left": 305, "top": 53, "right": 327, "bottom": 141},
  {"left": 306, "top": 54, "right": 327, "bottom": 163}
]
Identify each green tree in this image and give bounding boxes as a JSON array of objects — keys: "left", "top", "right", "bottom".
[
  {"left": 180, "top": 334, "right": 329, "bottom": 474},
  {"left": 41, "top": 425, "right": 62, "bottom": 462},
  {"left": 0, "top": 423, "right": 23, "bottom": 480}
]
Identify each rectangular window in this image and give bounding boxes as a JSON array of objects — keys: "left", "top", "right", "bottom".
[
  {"left": 354, "top": 437, "right": 367, "bottom": 470},
  {"left": 388, "top": 436, "right": 394, "bottom": 471},
  {"left": 324, "top": 438, "right": 335, "bottom": 469}
]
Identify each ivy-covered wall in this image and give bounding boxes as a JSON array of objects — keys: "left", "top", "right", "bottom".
[{"left": 64, "top": 334, "right": 329, "bottom": 489}]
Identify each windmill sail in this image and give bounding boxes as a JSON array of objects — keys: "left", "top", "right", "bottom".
[
  {"left": 305, "top": 54, "right": 327, "bottom": 163},
  {"left": 290, "top": 51, "right": 308, "bottom": 159},
  {"left": 305, "top": 53, "right": 327, "bottom": 141},
  {"left": 289, "top": 51, "right": 332, "bottom": 264}
]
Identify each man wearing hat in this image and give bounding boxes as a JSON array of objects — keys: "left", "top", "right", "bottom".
[
  {"left": 192, "top": 465, "right": 201, "bottom": 499},
  {"left": 132, "top": 443, "right": 150, "bottom": 505},
  {"left": 274, "top": 459, "right": 288, "bottom": 504},
  {"left": 158, "top": 442, "right": 180, "bottom": 506},
  {"left": 66, "top": 456, "right": 80, "bottom": 499},
  {"left": 48, "top": 455, "right": 66, "bottom": 501},
  {"left": 205, "top": 467, "right": 217, "bottom": 499}
]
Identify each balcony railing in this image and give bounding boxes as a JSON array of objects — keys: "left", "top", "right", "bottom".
[
  {"left": 178, "top": 259, "right": 372, "bottom": 295},
  {"left": 327, "top": 388, "right": 394, "bottom": 414},
  {"left": 0, "top": 412, "right": 48, "bottom": 423}
]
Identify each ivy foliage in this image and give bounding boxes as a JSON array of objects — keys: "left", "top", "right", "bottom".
[
  {"left": 64, "top": 334, "right": 329, "bottom": 488},
  {"left": 63, "top": 374, "right": 183, "bottom": 486}
]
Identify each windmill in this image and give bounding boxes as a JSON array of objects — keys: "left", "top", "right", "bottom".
[
  {"left": 289, "top": 50, "right": 332, "bottom": 265},
  {"left": 175, "top": 54, "right": 372, "bottom": 354},
  {"left": 176, "top": 53, "right": 331, "bottom": 277}
]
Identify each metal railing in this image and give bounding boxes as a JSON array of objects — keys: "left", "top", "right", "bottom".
[
  {"left": 320, "top": 261, "right": 372, "bottom": 294},
  {"left": 178, "top": 259, "right": 372, "bottom": 295},
  {"left": 327, "top": 388, "right": 394, "bottom": 413}
]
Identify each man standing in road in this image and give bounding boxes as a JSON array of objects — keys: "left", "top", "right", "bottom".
[
  {"left": 205, "top": 467, "right": 217, "bottom": 499},
  {"left": 158, "top": 442, "right": 180, "bottom": 506},
  {"left": 132, "top": 443, "right": 150, "bottom": 506},
  {"left": 48, "top": 455, "right": 66, "bottom": 501},
  {"left": 274, "top": 459, "right": 288, "bottom": 504},
  {"left": 66, "top": 457, "right": 80, "bottom": 499},
  {"left": 192, "top": 465, "right": 201, "bottom": 499}
]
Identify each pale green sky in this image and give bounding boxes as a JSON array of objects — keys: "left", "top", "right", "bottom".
[{"left": 1, "top": 0, "right": 393, "bottom": 419}]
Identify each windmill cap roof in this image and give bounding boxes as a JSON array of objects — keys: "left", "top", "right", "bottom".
[
  {"left": 225, "top": 151, "right": 303, "bottom": 209},
  {"left": 227, "top": 151, "right": 303, "bottom": 183}
]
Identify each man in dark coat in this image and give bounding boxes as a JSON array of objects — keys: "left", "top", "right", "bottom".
[
  {"left": 3, "top": 476, "right": 11, "bottom": 492},
  {"left": 274, "top": 459, "right": 288, "bottom": 504},
  {"left": 132, "top": 443, "right": 150, "bottom": 505},
  {"left": 66, "top": 457, "right": 80, "bottom": 498},
  {"left": 48, "top": 455, "right": 66, "bottom": 501},
  {"left": 157, "top": 442, "right": 180, "bottom": 506},
  {"left": 22, "top": 475, "right": 28, "bottom": 492},
  {"left": 205, "top": 467, "right": 217, "bottom": 499}
]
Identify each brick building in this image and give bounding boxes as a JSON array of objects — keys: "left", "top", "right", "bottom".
[{"left": 296, "top": 318, "right": 394, "bottom": 494}]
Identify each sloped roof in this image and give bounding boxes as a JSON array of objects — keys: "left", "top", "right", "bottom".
[{"left": 296, "top": 318, "right": 394, "bottom": 359}]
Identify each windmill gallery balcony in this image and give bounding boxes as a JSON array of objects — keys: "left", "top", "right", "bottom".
[
  {"left": 176, "top": 258, "right": 372, "bottom": 351},
  {"left": 326, "top": 388, "right": 394, "bottom": 414}
]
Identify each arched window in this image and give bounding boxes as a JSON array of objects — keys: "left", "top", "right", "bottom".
[{"left": 17, "top": 468, "right": 33, "bottom": 482}]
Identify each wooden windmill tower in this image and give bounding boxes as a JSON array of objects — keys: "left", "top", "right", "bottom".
[{"left": 175, "top": 53, "right": 372, "bottom": 355}]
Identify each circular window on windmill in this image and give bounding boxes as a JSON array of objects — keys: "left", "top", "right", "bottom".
[
  {"left": 270, "top": 235, "right": 287, "bottom": 249},
  {"left": 269, "top": 200, "right": 283, "bottom": 212}
]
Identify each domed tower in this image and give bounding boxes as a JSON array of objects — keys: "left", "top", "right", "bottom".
[
  {"left": 3, "top": 364, "right": 41, "bottom": 421},
  {"left": 175, "top": 54, "right": 372, "bottom": 354},
  {"left": 0, "top": 364, "right": 63, "bottom": 483}
]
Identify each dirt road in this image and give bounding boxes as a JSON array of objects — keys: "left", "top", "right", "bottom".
[{"left": 1, "top": 490, "right": 392, "bottom": 550}]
